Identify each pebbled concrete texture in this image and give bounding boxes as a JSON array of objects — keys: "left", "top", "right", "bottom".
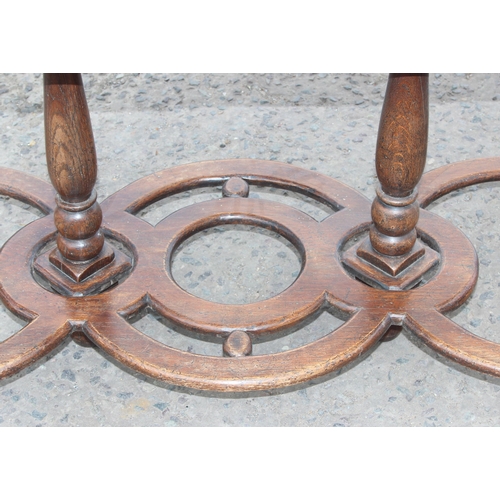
[{"left": 0, "top": 73, "right": 500, "bottom": 426}]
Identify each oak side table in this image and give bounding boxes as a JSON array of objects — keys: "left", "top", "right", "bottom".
[{"left": 0, "top": 73, "right": 498, "bottom": 392}]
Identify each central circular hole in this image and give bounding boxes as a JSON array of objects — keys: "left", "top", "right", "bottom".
[{"left": 171, "top": 224, "right": 302, "bottom": 304}]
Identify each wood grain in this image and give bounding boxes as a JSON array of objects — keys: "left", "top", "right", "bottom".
[
  {"left": 370, "top": 73, "right": 429, "bottom": 256},
  {"left": 44, "top": 73, "right": 106, "bottom": 266},
  {"left": 0, "top": 73, "right": 499, "bottom": 391}
]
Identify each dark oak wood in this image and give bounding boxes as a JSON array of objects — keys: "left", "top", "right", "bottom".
[
  {"left": 342, "top": 74, "right": 439, "bottom": 290},
  {"left": 0, "top": 156, "right": 494, "bottom": 391},
  {"left": 36, "top": 74, "right": 132, "bottom": 296},
  {"left": 371, "top": 73, "right": 429, "bottom": 255},
  {"left": 44, "top": 74, "right": 105, "bottom": 262},
  {"left": 0, "top": 74, "right": 500, "bottom": 391},
  {"left": 418, "top": 157, "right": 500, "bottom": 208},
  {"left": 222, "top": 177, "right": 250, "bottom": 198},
  {"left": 223, "top": 331, "right": 253, "bottom": 357}
]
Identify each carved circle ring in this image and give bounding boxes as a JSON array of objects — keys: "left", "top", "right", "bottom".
[{"left": 1, "top": 158, "right": 500, "bottom": 391}]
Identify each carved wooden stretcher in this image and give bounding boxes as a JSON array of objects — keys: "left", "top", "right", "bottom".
[{"left": 0, "top": 73, "right": 499, "bottom": 392}]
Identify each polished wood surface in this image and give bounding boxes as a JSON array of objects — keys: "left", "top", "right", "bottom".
[
  {"left": 371, "top": 73, "right": 428, "bottom": 256},
  {"left": 342, "top": 74, "right": 439, "bottom": 291},
  {"left": 44, "top": 73, "right": 105, "bottom": 262},
  {"left": 0, "top": 73, "right": 499, "bottom": 391},
  {"left": 36, "top": 74, "right": 131, "bottom": 297}
]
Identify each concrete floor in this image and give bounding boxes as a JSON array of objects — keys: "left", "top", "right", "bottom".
[{"left": 1, "top": 73, "right": 500, "bottom": 426}]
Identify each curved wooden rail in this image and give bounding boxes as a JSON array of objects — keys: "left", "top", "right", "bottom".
[
  {"left": 0, "top": 155, "right": 497, "bottom": 390},
  {"left": 1, "top": 72, "right": 500, "bottom": 391}
]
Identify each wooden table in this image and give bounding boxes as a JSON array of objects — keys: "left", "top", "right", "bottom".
[{"left": 0, "top": 73, "right": 499, "bottom": 392}]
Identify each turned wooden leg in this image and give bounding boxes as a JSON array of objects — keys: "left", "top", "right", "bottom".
[
  {"left": 342, "top": 74, "right": 439, "bottom": 291},
  {"left": 44, "top": 74, "right": 113, "bottom": 274},
  {"left": 34, "top": 74, "right": 132, "bottom": 297},
  {"left": 370, "top": 73, "right": 428, "bottom": 257}
]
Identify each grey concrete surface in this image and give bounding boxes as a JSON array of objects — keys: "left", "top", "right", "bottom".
[{"left": 1, "top": 73, "right": 500, "bottom": 426}]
